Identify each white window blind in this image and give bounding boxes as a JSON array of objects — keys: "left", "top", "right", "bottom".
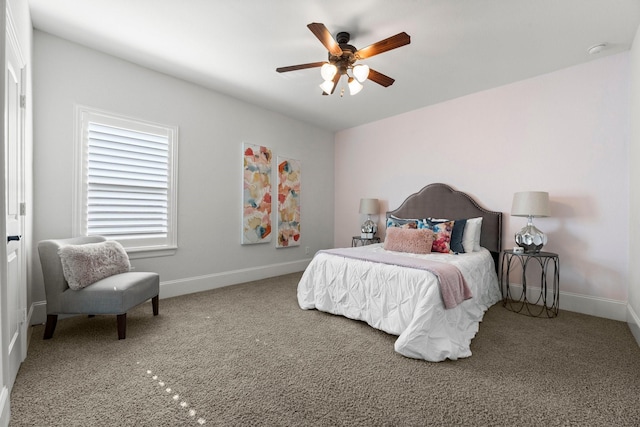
[
  {"left": 75, "top": 106, "right": 178, "bottom": 256},
  {"left": 87, "top": 123, "right": 169, "bottom": 238}
]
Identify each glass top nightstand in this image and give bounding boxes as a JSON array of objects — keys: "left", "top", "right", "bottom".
[{"left": 352, "top": 236, "right": 381, "bottom": 247}]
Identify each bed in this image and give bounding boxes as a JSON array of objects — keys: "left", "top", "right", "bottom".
[{"left": 297, "top": 183, "right": 503, "bottom": 362}]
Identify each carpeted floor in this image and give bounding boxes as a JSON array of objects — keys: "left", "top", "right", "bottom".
[{"left": 9, "top": 272, "right": 640, "bottom": 426}]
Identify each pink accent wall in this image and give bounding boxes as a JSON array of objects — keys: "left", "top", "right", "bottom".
[{"left": 335, "top": 53, "right": 630, "bottom": 302}]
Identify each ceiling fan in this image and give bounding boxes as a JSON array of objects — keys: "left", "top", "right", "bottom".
[{"left": 276, "top": 23, "right": 411, "bottom": 96}]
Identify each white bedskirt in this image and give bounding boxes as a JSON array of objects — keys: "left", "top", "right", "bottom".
[{"left": 297, "top": 245, "right": 502, "bottom": 362}]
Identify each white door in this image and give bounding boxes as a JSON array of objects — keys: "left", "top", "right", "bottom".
[{"left": 4, "top": 25, "right": 26, "bottom": 388}]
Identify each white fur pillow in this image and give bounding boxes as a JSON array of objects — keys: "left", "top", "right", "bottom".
[
  {"left": 384, "top": 227, "right": 434, "bottom": 254},
  {"left": 58, "top": 241, "right": 130, "bottom": 290}
]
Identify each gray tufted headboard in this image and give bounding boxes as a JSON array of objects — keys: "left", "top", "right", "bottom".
[{"left": 386, "top": 183, "right": 502, "bottom": 271}]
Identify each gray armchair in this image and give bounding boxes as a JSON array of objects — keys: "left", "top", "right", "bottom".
[{"left": 38, "top": 236, "right": 159, "bottom": 340}]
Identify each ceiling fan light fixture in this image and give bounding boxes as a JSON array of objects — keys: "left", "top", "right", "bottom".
[
  {"left": 320, "top": 63, "right": 337, "bottom": 81},
  {"left": 353, "top": 64, "right": 370, "bottom": 83},
  {"left": 348, "top": 77, "right": 363, "bottom": 96},
  {"left": 276, "top": 23, "right": 410, "bottom": 96},
  {"left": 320, "top": 79, "right": 336, "bottom": 94}
]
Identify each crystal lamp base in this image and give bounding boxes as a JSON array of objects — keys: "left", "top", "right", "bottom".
[
  {"left": 361, "top": 216, "right": 377, "bottom": 239},
  {"left": 515, "top": 223, "right": 547, "bottom": 253}
]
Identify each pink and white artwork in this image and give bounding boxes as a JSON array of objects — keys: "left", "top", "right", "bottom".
[
  {"left": 276, "top": 157, "right": 301, "bottom": 248},
  {"left": 242, "top": 143, "right": 272, "bottom": 244}
]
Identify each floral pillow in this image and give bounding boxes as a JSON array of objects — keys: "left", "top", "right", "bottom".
[
  {"left": 427, "top": 218, "right": 467, "bottom": 253},
  {"left": 386, "top": 215, "right": 426, "bottom": 229},
  {"left": 426, "top": 220, "right": 454, "bottom": 253}
]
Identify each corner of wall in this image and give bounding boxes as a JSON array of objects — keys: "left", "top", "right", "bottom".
[
  {"left": 628, "top": 304, "right": 640, "bottom": 348},
  {"left": 629, "top": 22, "right": 640, "bottom": 348}
]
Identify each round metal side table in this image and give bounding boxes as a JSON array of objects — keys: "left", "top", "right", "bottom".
[{"left": 500, "top": 250, "right": 559, "bottom": 318}]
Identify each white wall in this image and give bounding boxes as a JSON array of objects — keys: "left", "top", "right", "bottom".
[
  {"left": 335, "top": 53, "right": 630, "bottom": 321},
  {"left": 30, "top": 31, "right": 335, "bottom": 324},
  {"left": 628, "top": 25, "right": 640, "bottom": 344}
]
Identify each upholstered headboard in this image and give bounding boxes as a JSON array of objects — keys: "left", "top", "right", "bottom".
[{"left": 386, "top": 183, "right": 502, "bottom": 269}]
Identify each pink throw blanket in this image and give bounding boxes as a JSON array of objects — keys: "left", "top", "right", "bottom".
[{"left": 319, "top": 248, "right": 472, "bottom": 309}]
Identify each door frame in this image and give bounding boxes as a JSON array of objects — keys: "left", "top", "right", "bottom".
[
  {"left": 0, "top": 1, "right": 28, "bottom": 424},
  {"left": 4, "top": 0, "right": 26, "bottom": 386}
]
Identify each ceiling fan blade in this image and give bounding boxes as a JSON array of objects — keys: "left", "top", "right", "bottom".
[
  {"left": 367, "top": 68, "right": 395, "bottom": 87},
  {"left": 356, "top": 32, "right": 411, "bottom": 60},
  {"left": 322, "top": 72, "right": 342, "bottom": 95},
  {"left": 307, "top": 23, "right": 343, "bottom": 56},
  {"left": 276, "top": 62, "right": 326, "bottom": 73}
]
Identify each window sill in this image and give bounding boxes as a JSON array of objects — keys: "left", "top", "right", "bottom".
[{"left": 126, "top": 246, "right": 177, "bottom": 260}]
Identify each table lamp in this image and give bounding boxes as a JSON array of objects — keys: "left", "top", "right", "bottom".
[
  {"left": 511, "top": 191, "right": 550, "bottom": 253},
  {"left": 359, "top": 198, "right": 379, "bottom": 239}
]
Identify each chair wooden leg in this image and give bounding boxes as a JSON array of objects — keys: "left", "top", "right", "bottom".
[
  {"left": 152, "top": 295, "right": 159, "bottom": 316},
  {"left": 117, "top": 314, "right": 126, "bottom": 340},
  {"left": 43, "top": 314, "right": 58, "bottom": 340}
]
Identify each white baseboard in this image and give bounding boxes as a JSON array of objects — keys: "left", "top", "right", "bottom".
[
  {"left": 628, "top": 304, "right": 640, "bottom": 347},
  {"left": 31, "top": 262, "right": 630, "bottom": 325},
  {"left": 504, "top": 283, "right": 627, "bottom": 321},
  {"left": 30, "top": 258, "right": 312, "bottom": 325},
  {"left": 158, "top": 258, "right": 310, "bottom": 299},
  {"left": 0, "top": 386, "right": 9, "bottom": 427},
  {"left": 29, "top": 301, "right": 47, "bottom": 327}
]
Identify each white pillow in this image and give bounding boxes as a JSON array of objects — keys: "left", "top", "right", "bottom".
[
  {"left": 462, "top": 217, "right": 483, "bottom": 253},
  {"left": 473, "top": 217, "right": 483, "bottom": 251},
  {"left": 58, "top": 240, "right": 130, "bottom": 290}
]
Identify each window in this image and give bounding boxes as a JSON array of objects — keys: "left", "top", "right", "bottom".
[{"left": 74, "top": 106, "right": 178, "bottom": 257}]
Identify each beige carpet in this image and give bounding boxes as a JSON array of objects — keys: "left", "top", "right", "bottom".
[{"left": 9, "top": 272, "right": 640, "bottom": 426}]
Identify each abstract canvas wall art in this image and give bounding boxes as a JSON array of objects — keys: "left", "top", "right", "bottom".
[
  {"left": 242, "top": 143, "right": 272, "bottom": 244},
  {"left": 276, "top": 157, "right": 301, "bottom": 248}
]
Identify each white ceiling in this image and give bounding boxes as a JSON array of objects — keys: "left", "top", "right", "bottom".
[{"left": 27, "top": 0, "right": 640, "bottom": 132}]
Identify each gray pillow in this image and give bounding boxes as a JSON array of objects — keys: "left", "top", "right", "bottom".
[{"left": 58, "top": 240, "right": 130, "bottom": 290}]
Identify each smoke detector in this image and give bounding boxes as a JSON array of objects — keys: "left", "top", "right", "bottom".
[{"left": 588, "top": 43, "right": 607, "bottom": 55}]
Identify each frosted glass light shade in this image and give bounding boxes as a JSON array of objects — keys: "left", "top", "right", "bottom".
[
  {"left": 320, "top": 63, "right": 337, "bottom": 81},
  {"left": 348, "top": 77, "right": 363, "bottom": 95},
  {"left": 319, "top": 79, "right": 335, "bottom": 94},
  {"left": 353, "top": 64, "right": 370, "bottom": 82}
]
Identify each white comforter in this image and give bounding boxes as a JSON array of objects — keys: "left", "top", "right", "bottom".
[{"left": 297, "top": 244, "right": 501, "bottom": 362}]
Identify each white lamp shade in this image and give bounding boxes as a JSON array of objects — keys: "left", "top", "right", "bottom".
[
  {"left": 319, "top": 79, "right": 335, "bottom": 94},
  {"left": 511, "top": 191, "right": 550, "bottom": 217},
  {"left": 353, "top": 64, "right": 370, "bottom": 83},
  {"left": 359, "top": 198, "right": 379, "bottom": 215},
  {"left": 348, "top": 77, "right": 363, "bottom": 95},
  {"left": 320, "top": 63, "right": 337, "bottom": 81}
]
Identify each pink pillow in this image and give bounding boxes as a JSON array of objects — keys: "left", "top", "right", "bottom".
[{"left": 384, "top": 228, "right": 434, "bottom": 254}]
